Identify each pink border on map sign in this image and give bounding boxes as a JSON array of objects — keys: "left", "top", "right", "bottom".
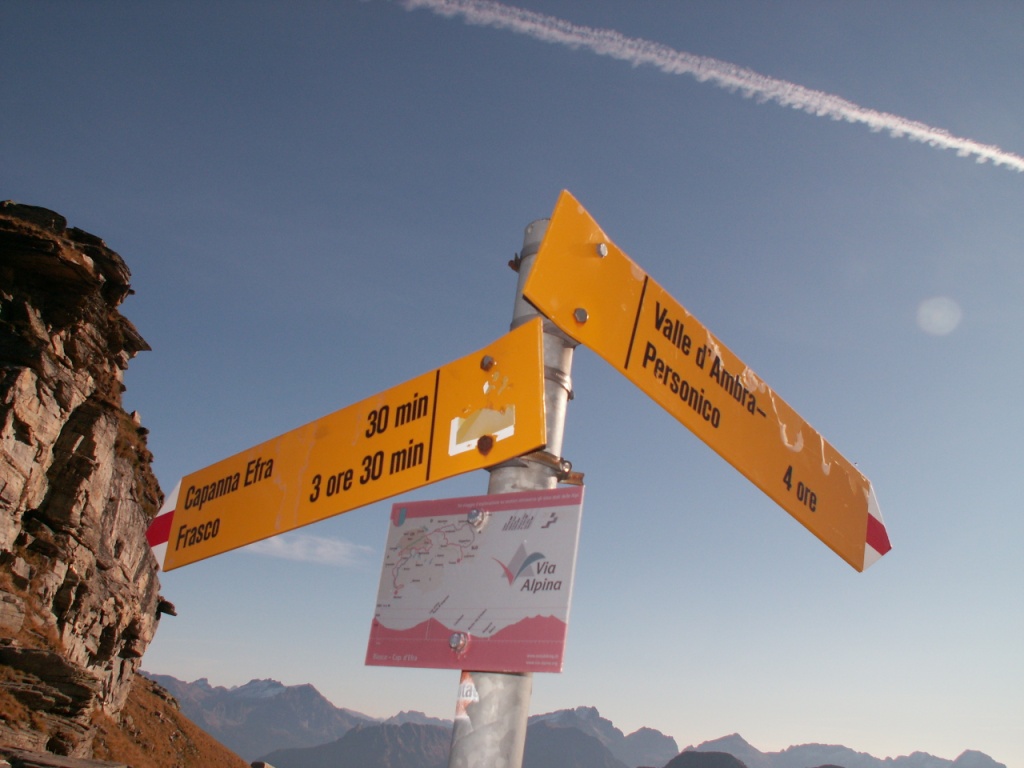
[{"left": 366, "top": 487, "right": 584, "bottom": 673}]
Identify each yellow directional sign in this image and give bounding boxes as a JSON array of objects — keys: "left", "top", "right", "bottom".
[
  {"left": 148, "top": 318, "right": 547, "bottom": 571},
  {"left": 524, "top": 191, "right": 890, "bottom": 572}
]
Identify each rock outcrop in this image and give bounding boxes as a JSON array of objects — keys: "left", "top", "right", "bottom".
[{"left": 0, "top": 201, "right": 164, "bottom": 758}]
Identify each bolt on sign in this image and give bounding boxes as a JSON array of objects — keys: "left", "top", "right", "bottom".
[
  {"left": 147, "top": 318, "right": 548, "bottom": 571},
  {"left": 524, "top": 191, "right": 891, "bottom": 572}
]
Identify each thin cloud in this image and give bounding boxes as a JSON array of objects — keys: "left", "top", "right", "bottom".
[
  {"left": 404, "top": 0, "right": 1024, "bottom": 173},
  {"left": 245, "top": 533, "right": 374, "bottom": 568}
]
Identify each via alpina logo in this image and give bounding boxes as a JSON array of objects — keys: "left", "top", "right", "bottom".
[{"left": 494, "top": 542, "right": 545, "bottom": 585}]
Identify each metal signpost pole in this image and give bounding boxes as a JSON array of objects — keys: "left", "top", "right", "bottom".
[{"left": 447, "top": 217, "right": 577, "bottom": 768}]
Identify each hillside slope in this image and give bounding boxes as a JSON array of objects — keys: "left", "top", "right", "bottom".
[
  {"left": 143, "top": 673, "right": 373, "bottom": 761},
  {"left": 92, "top": 675, "right": 248, "bottom": 768}
]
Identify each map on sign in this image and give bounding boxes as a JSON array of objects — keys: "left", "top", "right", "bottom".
[
  {"left": 366, "top": 487, "right": 584, "bottom": 673},
  {"left": 147, "top": 318, "right": 547, "bottom": 571},
  {"left": 523, "top": 191, "right": 890, "bottom": 572}
]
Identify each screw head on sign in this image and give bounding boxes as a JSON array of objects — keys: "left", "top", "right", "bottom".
[
  {"left": 480, "top": 355, "right": 496, "bottom": 371},
  {"left": 467, "top": 508, "right": 484, "bottom": 527},
  {"left": 449, "top": 632, "right": 468, "bottom": 653},
  {"left": 597, "top": 243, "right": 609, "bottom": 257},
  {"left": 573, "top": 307, "right": 589, "bottom": 323}
]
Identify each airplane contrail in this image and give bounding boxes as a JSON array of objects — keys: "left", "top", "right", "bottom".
[{"left": 403, "top": 0, "right": 1024, "bottom": 174}]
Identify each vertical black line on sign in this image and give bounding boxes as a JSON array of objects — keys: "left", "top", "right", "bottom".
[
  {"left": 424, "top": 368, "right": 441, "bottom": 481},
  {"left": 623, "top": 275, "right": 649, "bottom": 370}
]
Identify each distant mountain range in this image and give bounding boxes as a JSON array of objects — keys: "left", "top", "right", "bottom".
[
  {"left": 529, "top": 706, "right": 678, "bottom": 768},
  {"left": 257, "top": 705, "right": 679, "bottom": 768},
  {"left": 261, "top": 721, "right": 451, "bottom": 768},
  {"left": 142, "top": 673, "right": 1006, "bottom": 768},
  {"left": 681, "top": 734, "right": 1006, "bottom": 768}
]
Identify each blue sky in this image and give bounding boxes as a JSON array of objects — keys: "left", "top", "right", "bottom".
[{"left": 4, "top": 1, "right": 1022, "bottom": 765}]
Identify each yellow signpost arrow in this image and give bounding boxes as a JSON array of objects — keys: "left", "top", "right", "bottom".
[
  {"left": 524, "top": 191, "right": 890, "bottom": 571},
  {"left": 148, "top": 318, "right": 547, "bottom": 570}
]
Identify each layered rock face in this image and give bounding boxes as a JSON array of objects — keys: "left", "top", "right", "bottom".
[{"left": 0, "top": 201, "right": 163, "bottom": 757}]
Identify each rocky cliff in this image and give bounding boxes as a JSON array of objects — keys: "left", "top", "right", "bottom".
[{"left": 0, "top": 201, "right": 165, "bottom": 758}]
